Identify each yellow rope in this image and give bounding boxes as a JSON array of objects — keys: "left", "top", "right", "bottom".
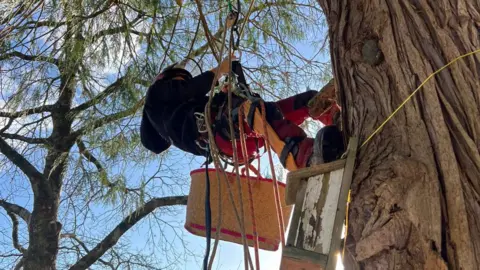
[
  {"left": 342, "top": 190, "right": 351, "bottom": 259},
  {"left": 360, "top": 48, "right": 480, "bottom": 148}
]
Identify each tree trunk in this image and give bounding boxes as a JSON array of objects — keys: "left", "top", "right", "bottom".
[
  {"left": 24, "top": 192, "right": 61, "bottom": 270},
  {"left": 317, "top": 0, "right": 480, "bottom": 269},
  {"left": 23, "top": 1, "right": 82, "bottom": 267}
]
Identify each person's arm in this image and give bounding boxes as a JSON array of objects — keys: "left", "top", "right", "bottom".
[
  {"left": 185, "top": 57, "right": 235, "bottom": 99},
  {"left": 185, "top": 70, "right": 216, "bottom": 99},
  {"left": 140, "top": 108, "right": 171, "bottom": 154},
  {"left": 147, "top": 57, "right": 234, "bottom": 104},
  {"left": 148, "top": 69, "right": 216, "bottom": 103}
]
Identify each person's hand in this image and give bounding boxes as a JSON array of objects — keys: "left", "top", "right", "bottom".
[
  {"left": 211, "top": 55, "right": 237, "bottom": 75},
  {"left": 217, "top": 56, "right": 235, "bottom": 74}
]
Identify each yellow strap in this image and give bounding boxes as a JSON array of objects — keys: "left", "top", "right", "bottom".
[
  {"left": 361, "top": 48, "right": 480, "bottom": 148},
  {"left": 342, "top": 189, "right": 351, "bottom": 259}
]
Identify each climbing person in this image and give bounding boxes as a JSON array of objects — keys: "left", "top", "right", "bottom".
[{"left": 140, "top": 59, "right": 344, "bottom": 169}]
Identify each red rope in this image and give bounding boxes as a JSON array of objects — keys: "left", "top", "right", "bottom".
[
  {"left": 238, "top": 104, "right": 260, "bottom": 270},
  {"left": 259, "top": 101, "right": 286, "bottom": 247}
]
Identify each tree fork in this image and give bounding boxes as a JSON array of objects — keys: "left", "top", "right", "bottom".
[
  {"left": 23, "top": 0, "right": 86, "bottom": 268},
  {"left": 317, "top": 0, "right": 480, "bottom": 269}
]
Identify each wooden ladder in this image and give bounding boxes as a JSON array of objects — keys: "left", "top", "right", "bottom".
[{"left": 280, "top": 138, "right": 358, "bottom": 270}]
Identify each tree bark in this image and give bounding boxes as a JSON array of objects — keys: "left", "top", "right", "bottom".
[
  {"left": 317, "top": 0, "right": 480, "bottom": 269},
  {"left": 23, "top": 193, "right": 62, "bottom": 270}
]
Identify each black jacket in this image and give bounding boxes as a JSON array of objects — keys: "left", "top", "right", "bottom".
[{"left": 140, "top": 70, "right": 217, "bottom": 156}]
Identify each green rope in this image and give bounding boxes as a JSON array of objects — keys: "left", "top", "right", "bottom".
[{"left": 227, "top": 0, "right": 233, "bottom": 12}]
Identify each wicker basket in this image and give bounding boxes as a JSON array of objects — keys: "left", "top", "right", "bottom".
[{"left": 185, "top": 168, "right": 292, "bottom": 251}]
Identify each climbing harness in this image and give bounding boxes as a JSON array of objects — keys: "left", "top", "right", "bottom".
[
  {"left": 195, "top": 112, "right": 208, "bottom": 134},
  {"left": 195, "top": 112, "right": 210, "bottom": 153}
]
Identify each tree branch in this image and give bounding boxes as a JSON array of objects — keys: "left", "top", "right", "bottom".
[
  {"left": 76, "top": 140, "right": 111, "bottom": 186},
  {"left": 0, "top": 104, "right": 56, "bottom": 118},
  {"left": 69, "top": 195, "right": 188, "bottom": 270},
  {"left": 21, "top": 0, "right": 113, "bottom": 29},
  {"left": 0, "top": 118, "right": 14, "bottom": 133},
  {"left": 62, "top": 234, "right": 115, "bottom": 270},
  {"left": 75, "top": 0, "right": 115, "bottom": 20},
  {"left": 14, "top": 258, "right": 25, "bottom": 270},
  {"left": 6, "top": 212, "right": 27, "bottom": 254},
  {"left": 0, "top": 133, "right": 49, "bottom": 144},
  {"left": 0, "top": 200, "right": 31, "bottom": 223},
  {"left": 159, "top": 6, "right": 183, "bottom": 70},
  {"left": 0, "top": 137, "right": 46, "bottom": 184},
  {"left": 76, "top": 139, "right": 142, "bottom": 192},
  {"left": 193, "top": 0, "right": 220, "bottom": 62},
  {"left": 0, "top": 51, "right": 59, "bottom": 65},
  {"left": 24, "top": 20, "right": 66, "bottom": 28},
  {"left": 70, "top": 100, "right": 144, "bottom": 139},
  {"left": 0, "top": 254, "right": 23, "bottom": 258},
  {"left": 70, "top": 77, "right": 126, "bottom": 115},
  {"left": 91, "top": 14, "right": 143, "bottom": 41},
  {"left": 77, "top": 140, "right": 104, "bottom": 174}
]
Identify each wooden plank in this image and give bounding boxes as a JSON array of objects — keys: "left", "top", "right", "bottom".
[
  {"left": 286, "top": 180, "right": 308, "bottom": 246},
  {"left": 325, "top": 138, "right": 358, "bottom": 270},
  {"left": 297, "top": 169, "right": 344, "bottom": 253},
  {"left": 285, "top": 159, "right": 346, "bottom": 205},
  {"left": 281, "top": 246, "right": 328, "bottom": 270},
  {"left": 281, "top": 137, "right": 358, "bottom": 270}
]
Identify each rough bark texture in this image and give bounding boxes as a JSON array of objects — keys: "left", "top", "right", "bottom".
[
  {"left": 317, "top": 0, "right": 480, "bottom": 269},
  {"left": 24, "top": 194, "right": 63, "bottom": 270}
]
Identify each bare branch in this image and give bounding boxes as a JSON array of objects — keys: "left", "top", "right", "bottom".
[
  {"left": 69, "top": 195, "right": 188, "bottom": 270},
  {"left": 159, "top": 6, "right": 183, "bottom": 70},
  {"left": 0, "top": 200, "right": 31, "bottom": 223},
  {"left": 62, "top": 234, "right": 115, "bottom": 270},
  {"left": 14, "top": 258, "right": 25, "bottom": 270},
  {"left": 0, "top": 51, "right": 59, "bottom": 65},
  {"left": 0, "top": 133, "right": 49, "bottom": 144},
  {"left": 0, "top": 105, "right": 56, "bottom": 118},
  {"left": 0, "top": 118, "right": 14, "bottom": 133},
  {"left": 0, "top": 254, "right": 23, "bottom": 258},
  {"left": 0, "top": 137, "right": 46, "bottom": 184},
  {"left": 6, "top": 211, "right": 27, "bottom": 254}
]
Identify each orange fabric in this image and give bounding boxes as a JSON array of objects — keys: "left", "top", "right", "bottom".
[{"left": 242, "top": 100, "right": 299, "bottom": 171}]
